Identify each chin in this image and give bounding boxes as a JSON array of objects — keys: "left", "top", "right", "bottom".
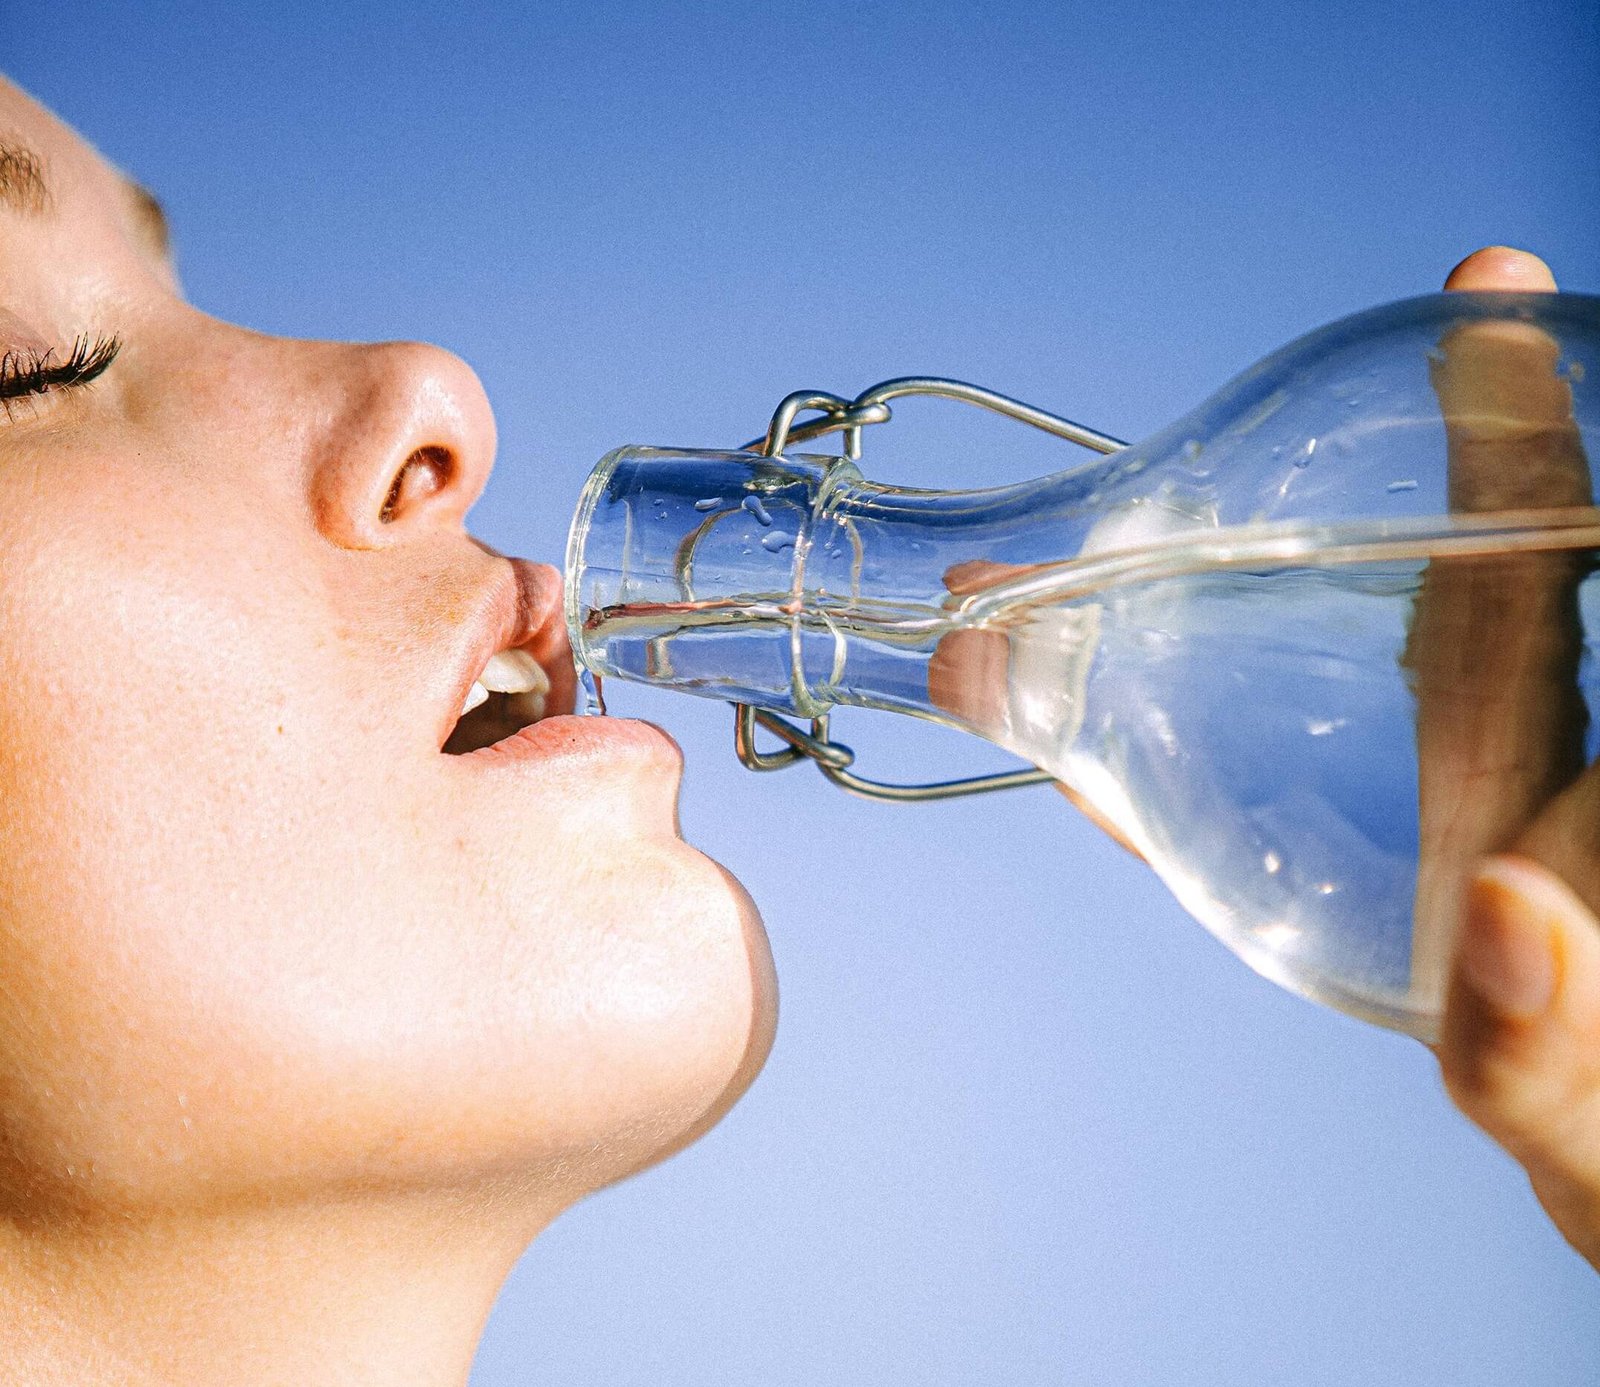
[
  {"left": 434, "top": 833, "right": 778, "bottom": 1204},
  {"left": 616, "top": 854, "right": 778, "bottom": 1181},
  {"left": 589, "top": 846, "right": 777, "bottom": 1190}
]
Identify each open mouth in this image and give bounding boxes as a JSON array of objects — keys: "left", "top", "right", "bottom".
[{"left": 443, "top": 648, "right": 555, "bottom": 754}]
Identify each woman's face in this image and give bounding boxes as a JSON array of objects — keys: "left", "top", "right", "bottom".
[{"left": 0, "top": 78, "right": 774, "bottom": 1219}]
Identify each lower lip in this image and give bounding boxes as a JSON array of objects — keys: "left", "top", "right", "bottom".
[{"left": 457, "top": 713, "right": 682, "bottom": 769}]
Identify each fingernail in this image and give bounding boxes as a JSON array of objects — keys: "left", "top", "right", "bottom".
[{"left": 1458, "top": 865, "right": 1557, "bottom": 1019}]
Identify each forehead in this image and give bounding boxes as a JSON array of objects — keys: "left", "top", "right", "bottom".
[
  {"left": 0, "top": 76, "right": 172, "bottom": 272},
  {"left": 0, "top": 74, "right": 90, "bottom": 193}
]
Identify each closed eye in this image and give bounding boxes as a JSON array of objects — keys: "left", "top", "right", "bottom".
[{"left": 0, "top": 334, "right": 121, "bottom": 416}]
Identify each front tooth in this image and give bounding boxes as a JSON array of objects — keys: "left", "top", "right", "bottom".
[
  {"left": 460, "top": 680, "right": 490, "bottom": 717},
  {"left": 479, "top": 649, "right": 550, "bottom": 696}
]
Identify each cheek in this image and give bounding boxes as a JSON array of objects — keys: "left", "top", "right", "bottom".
[
  {"left": 0, "top": 478, "right": 347, "bottom": 937},
  {"left": 0, "top": 474, "right": 445, "bottom": 1191},
  {"left": 0, "top": 492, "right": 774, "bottom": 1207},
  {"left": 0, "top": 499, "right": 383, "bottom": 1196}
]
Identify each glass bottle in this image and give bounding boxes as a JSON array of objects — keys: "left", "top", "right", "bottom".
[{"left": 565, "top": 291, "right": 1600, "bottom": 1039}]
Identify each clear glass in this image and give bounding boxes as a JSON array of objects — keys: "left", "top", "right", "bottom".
[{"left": 566, "top": 291, "right": 1600, "bottom": 1039}]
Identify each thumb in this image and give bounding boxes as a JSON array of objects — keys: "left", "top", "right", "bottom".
[
  {"left": 1442, "top": 244, "right": 1558, "bottom": 292},
  {"left": 1438, "top": 855, "right": 1600, "bottom": 1267}
]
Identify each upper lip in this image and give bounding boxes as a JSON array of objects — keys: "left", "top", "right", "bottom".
[{"left": 437, "top": 557, "right": 575, "bottom": 750}]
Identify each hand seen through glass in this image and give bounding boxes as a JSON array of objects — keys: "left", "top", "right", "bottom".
[
  {"left": 1424, "top": 247, "right": 1600, "bottom": 1272},
  {"left": 930, "top": 246, "right": 1600, "bottom": 1270}
]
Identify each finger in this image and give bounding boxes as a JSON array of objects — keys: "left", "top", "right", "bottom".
[
  {"left": 1402, "top": 248, "right": 1591, "bottom": 998},
  {"left": 928, "top": 621, "right": 1145, "bottom": 855},
  {"left": 931, "top": 560, "right": 1146, "bottom": 858},
  {"left": 1438, "top": 855, "right": 1600, "bottom": 1268},
  {"left": 1431, "top": 252, "right": 1588, "bottom": 514},
  {"left": 1514, "top": 755, "right": 1600, "bottom": 917},
  {"left": 941, "top": 558, "right": 1033, "bottom": 598},
  {"left": 1443, "top": 245, "right": 1559, "bottom": 293},
  {"left": 927, "top": 626, "right": 1013, "bottom": 736}
]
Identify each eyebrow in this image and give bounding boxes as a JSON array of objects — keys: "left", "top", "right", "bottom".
[
  {"left": 0, "top": 140, "right": 50, "bottom": 214},
  {"left": 0, "top": 136, "right": 172, "bottom": 262}
]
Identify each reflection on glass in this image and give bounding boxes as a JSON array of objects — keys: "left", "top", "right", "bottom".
[{"left": 566, "top": 291, "right": 1600, "bottom": 1039}]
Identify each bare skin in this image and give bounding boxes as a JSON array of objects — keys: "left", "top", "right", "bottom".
[
  {"left": 1429, "top": 247, "right": 1600, "bottom": 1271},
  {"left": 929, "top": 246, "right": 1600, "bottom": 1271},
  {"left": 0, "top": 72, "right": 1593, "bottom": 1385},
  {"left": 0, "top": 78, "right": 775, "bottom": 1385}
]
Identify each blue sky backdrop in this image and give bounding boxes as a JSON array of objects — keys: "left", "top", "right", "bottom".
[{"left": 14, "top": 2, "right": 1600, "bottom": 1382}]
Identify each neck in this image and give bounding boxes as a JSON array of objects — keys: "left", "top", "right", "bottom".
[{"left": 0, "top": 1185, "right": 556, "bottom": 1387}]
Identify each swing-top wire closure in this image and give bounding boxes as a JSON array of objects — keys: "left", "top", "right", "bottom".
[{"left": 729, "top": 377, "right": 1128, "bottom": 803}]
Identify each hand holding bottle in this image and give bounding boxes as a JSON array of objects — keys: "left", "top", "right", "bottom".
[
  {"left": 921, "top": 244, "right": 1600, "bottom": 1270},
  {"left": 565, "top": 242, "right": 1600, "bottom": 1266},
  {"left": 1423, "top": 247, "right": 1600, "bottom": 1271}
]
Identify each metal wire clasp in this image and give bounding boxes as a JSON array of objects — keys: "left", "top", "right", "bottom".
[{"left": 729, "top": 376, "right": 1126, "bottom": 803}]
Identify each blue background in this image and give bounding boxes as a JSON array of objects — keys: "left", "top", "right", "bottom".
[{"left": 14, "top": 2, "right": 1599, "bottom": 1381}]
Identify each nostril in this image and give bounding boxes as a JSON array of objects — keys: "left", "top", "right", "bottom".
[{"left": 380, "top": 444, "right": 455, "bottom": 525}]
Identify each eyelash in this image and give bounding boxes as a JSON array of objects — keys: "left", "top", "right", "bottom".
[{"left": 0, "top": 334, "right": 122, "bottom": 412}]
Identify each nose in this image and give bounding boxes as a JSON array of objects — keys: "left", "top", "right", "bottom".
[{"left": 305, "top": 339, "right": 498, "bottom": 549}]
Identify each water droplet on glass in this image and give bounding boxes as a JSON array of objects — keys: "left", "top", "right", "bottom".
[
  {"left": 742, "top": 494, "right": 773, "bottom": 526},
  {"left": 1182, "top": 439, "right": 1203, "bottom": 462},
  {"left": 1562, "top": 359, "right": 1586, "bottom": 383},
  {"left": 1386, "top": 479, "right": 1418, "bottom": 493},
  {"left": 760, "top": 530, "right": 796, "bottom": 553},
  {"left": 694, "top": 497, "right": 721, "bottom": 511},
  {"left": 1293, "top": 437, "right": 1316, "bottom": 469}
]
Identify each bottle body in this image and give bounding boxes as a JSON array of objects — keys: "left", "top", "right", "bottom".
[{"left": 567, "top": 291, "right": 1600, "bottom": 1038}]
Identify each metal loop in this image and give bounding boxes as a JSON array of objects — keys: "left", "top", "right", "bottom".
[
  {"left": 851, "top": 377, "right": 1125, "bottom": 455},
  {"left": 819, "top": 758, "right": 1055, "bottom": 803},
  {"left": 735, "top": 704, "right": 855, "bottom": 772},
  {"left": 743, "top": 374, "right": 1126, "bottom": 459},
  {"left": 729, "top": 375, "right": 1123, "bottom": 802},
  {"left": 750, "top": 392, "right": 893, "bottom": 457},
  {"left": 733, "top": 704, "right": 1053, "bottom": 801}
]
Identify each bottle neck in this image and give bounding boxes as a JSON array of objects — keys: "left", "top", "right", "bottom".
[{"left": 564, "top": 446, "right": 1115, "bottom": 731}]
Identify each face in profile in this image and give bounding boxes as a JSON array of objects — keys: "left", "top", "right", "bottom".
[{"left": 0, "top": 77, "right": 775, "bottom": 1228}]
